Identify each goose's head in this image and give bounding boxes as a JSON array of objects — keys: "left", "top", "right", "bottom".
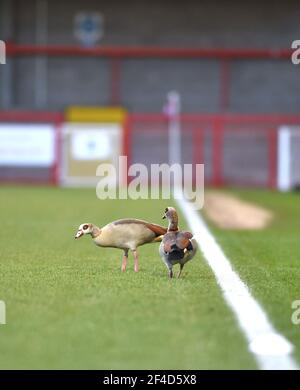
[
  {"left": 75, "top": 223, "right": 93, "bottom": 239},
  {"left": 162, "top": 207, "right": 177, "bottom": 220},
  {"left": 162, "top": 207, "right": 179, "bottom": 231}
]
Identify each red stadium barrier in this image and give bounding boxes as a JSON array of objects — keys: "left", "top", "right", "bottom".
[
  {"left": 127, "top": 113, "right": 300, "bottom": 189},
  {"left": 2, "top": 110, "right": 300, "bottom": 188}
]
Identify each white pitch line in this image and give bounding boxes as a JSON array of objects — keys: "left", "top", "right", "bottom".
[{"left": 175, "top": 190, "right": 298, "bottom": 370}]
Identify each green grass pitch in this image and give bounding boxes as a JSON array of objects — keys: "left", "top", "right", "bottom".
[{"left": 0, "top": 186, "right": 299, "bottom": 369}]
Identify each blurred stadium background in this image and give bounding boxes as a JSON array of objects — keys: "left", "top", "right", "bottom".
[
  {"left": 1, "top": 0, "right": 300, "bottom": 188},
  {"left": 2, "top": 0, "right": 300, "bottom": 371}
]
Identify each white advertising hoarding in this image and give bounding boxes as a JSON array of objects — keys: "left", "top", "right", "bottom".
[
  {"left": 0, "top": 124, "right": 55, "bottom": 167},
  {"left": 63, "top": 123, "right": 121, "bottom": 161},
  {"left": 61, "top": 123, "right": 122, "bottom": 186},
  {"left": 71, "top": 130, "right": 111, "bottom": 160}
]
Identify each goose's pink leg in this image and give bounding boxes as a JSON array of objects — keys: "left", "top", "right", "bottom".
[
  {"left": 121, "top": 250, "right": 128, "bottom": 272},
  {"left": 133, "top": 250, "right": 139, "bottom": 272}
]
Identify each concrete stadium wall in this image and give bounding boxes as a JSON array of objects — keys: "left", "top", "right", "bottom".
[{"left": 1, "top": 0, "right": 300, "bottom": 112}]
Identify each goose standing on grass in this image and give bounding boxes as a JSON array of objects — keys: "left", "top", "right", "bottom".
[
  {"left": 159, "top": 207, "right": 197, "bottom": 278},
  {"left": 75, "top": 219, "right": 167, "bottom": 272}
]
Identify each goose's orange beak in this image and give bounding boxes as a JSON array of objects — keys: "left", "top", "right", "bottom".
[{"left": 75, "top": 230, "right": 84, "bottom": 239}]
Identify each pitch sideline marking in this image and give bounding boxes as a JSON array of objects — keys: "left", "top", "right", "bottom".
[{"left": 175, "top": 190, "right": 298, "bottom": 370}]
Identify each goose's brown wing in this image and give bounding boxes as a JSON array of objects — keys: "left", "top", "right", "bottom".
[
  {"left": 162, "top": 231, "right": 194, "bottom": 253},
  {"left": 145, "top": 222, "right": 167, "bottom": 237},
  {"left": 113, "top": 219, "right": 167, "bottom": 237},
  {"left": 162, "top": 232, "right": 178, "bottom": 253},
  {"left": 175, "top": 231, "right": 193, "bottom": 250}
]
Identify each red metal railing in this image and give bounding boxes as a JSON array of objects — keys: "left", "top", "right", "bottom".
[
  {"left": 127, "top": 113, "right": 300, "bottom": 189},
  {"left": 6, "top": 43, "right": 292, "bottom": 59}
]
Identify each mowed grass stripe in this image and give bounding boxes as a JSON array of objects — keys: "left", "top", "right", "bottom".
[
  {"left": 204, "top": 189, "right": 300, "bottom": 366},
  {"left": 0, "top": 186, "right": 256, "bottom": 369}
]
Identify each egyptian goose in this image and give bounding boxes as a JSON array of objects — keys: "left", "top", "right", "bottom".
[
  {"left": 75, "top": 219, "right": 167, "bottom": 272},
  {"left": 159, "top": 207, "right": 197, "bottom": 278}
]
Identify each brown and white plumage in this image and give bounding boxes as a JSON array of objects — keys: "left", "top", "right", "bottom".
[
  {"left": 75, "top": 219, "right": 167, "bottom": 272},
  {"left": 159, "top": 207, "right": 197, "bottom": 278}
]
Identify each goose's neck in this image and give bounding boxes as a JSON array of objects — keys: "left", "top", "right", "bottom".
[
  {"left": 91, "top": 225, "right": 101, "bottom": 239},
  {"left": 167, "top": 215, "right": 179, "bottom": 232}
]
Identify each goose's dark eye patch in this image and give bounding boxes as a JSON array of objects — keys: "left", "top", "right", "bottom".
[
  {"left": 165, "top": 208, "right": 168, "bottom": 212},
  {"left": 83, "top": 225, "right": 89, "bottom": 230}
]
